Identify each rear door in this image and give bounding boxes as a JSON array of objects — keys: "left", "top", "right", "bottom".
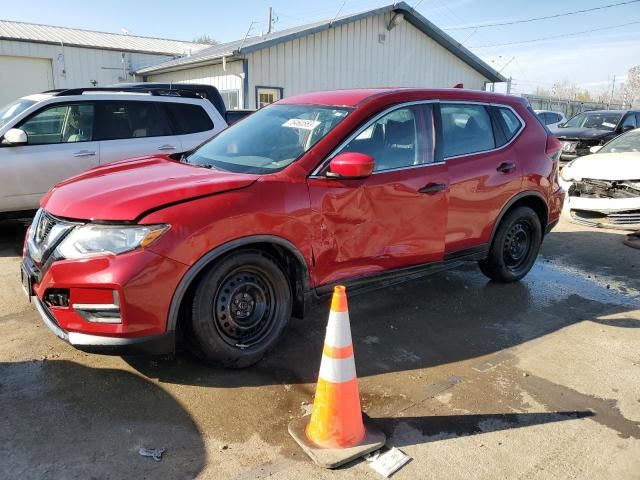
[
  {"left": 0, "top": 101, "right": 99, "bottom": 211},
  {"left": 442, "top": 102, "right": 523, "bottom": 254},
  {"left": 163, "top": 102, "right": 218, "bottom": 151},
  {"left": 95, "top": 100, "right": 182, "bottom": 164},
  {"left": 307, "top": 103, "right": 448, "bottom": 286}
]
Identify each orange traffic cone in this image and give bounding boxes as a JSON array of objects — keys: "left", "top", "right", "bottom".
[{"left": 288, "top": 286, "right": 385, "bottom": 468}]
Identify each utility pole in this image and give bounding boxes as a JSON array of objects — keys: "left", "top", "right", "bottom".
[
  {"left": 610, "top": 74, "right": 616, "bottom": 104},
  {"left": 267, "top": 7, "right": 273, "bottom": 34},
  {"left": 506, "top": 77, "right": 512, "bottom": 95}
]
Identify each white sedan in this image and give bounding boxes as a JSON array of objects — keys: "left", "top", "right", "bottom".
[{"left": 561, "top": 128, "right": 640, "bottom": 230}]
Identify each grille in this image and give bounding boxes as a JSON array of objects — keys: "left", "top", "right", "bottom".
[
  {"left": 27, "top": 209, "right": 77, "bottom": 265},
  {"left": 571, "top": 209, "right": 640, "bottom": 228},
  {"left": 34, "top": 211, "right": 58, "bottom": 245}
]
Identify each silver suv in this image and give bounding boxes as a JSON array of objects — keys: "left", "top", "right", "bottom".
[{"left": 0, "top": 88, "right": 227, "bottom": 216}]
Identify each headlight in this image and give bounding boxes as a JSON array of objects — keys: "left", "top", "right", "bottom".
[{"left": 56, "top": 224, "right": 169, "bottom": 259}]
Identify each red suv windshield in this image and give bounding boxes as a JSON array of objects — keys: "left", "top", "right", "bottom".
[{"left": 187, "top": 104, "right": 351, "bottom": 174}]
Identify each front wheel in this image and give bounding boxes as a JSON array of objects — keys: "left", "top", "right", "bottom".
[
  {"left": 479, "top": 206, "right": 542, "bottom": 283},
  {"left": 189, "top": 251, "right": 292, "bottom": 368}
]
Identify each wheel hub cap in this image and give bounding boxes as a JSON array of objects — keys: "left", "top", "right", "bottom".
[{"left": 213, "top": 270, "right": 274, "bottom": 348}]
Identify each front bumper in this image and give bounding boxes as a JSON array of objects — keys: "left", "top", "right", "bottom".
[
  {"left": 22, "top": 245, "right": 188, "bottom": 355},
  {"left": 568, "top": 196, "right": 640, "bottom": 230},
  {"left": 33, "top": 296, "right": 174, "bottom": 355}
]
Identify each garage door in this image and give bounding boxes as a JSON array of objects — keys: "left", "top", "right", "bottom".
[{"left": 0, "top": 55, "right": 54, "bottom": 106}]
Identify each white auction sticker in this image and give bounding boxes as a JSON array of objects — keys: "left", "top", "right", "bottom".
[{"left": 282, "top": 118, "right": 321, "bottom": 130}]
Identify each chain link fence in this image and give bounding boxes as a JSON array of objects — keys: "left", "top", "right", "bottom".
[{"left": 522, "top": 95, "right": 624, "bottom": 119}]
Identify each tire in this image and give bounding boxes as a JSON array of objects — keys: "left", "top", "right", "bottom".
[
  {"left": 479, "top": 206, "right": 542, "bottom": 283},
  {"left": 189, "top": 251, "right": 292, "bottom": 368}
]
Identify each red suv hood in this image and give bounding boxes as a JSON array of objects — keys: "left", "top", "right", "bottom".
[{"left": 41, "top": 156, "right": 258, "bottom": 221}]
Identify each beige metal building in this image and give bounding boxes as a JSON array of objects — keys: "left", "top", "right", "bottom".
[
  {"left": 137, "top": 2, "right": 505, "bottom": 110},
  {"left": 0, "top": 21, "right": 208, "bottom": 105}
]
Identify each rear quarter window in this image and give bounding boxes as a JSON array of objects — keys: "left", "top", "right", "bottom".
[
  {"left": 497, "top": 107, "right": 523, "bottom": 141},
  {"left": 165, "top": 103, "right": 214, "bottom": 134}
]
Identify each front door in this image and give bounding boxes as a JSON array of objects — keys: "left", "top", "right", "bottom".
[
  {"left": 307, "top": 103, "right": 448, "bottom": 287},
  {"left": 0, "top": 101, "right": 99, "bottom": 212}
]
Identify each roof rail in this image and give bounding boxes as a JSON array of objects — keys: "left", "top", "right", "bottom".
[{"left": 51, "top": 87, "right": 201, "bottom": 99}]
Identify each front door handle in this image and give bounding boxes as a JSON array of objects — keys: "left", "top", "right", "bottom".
[
  {"left": 73, "top": 150, "right": 96, "bottom": 157},
  {"left": 497, "top": 162, "right": 516, "bottom": 173},
  {"left": 418, "top": 182, "right": 447, "bottom": 194},
  {"left": 158, "top": 144, "right": 177, "bottom": 151}
]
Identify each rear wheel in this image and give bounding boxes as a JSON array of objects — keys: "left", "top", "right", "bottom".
[
  {"left": 479, "top": 206, "right": 542, "bottom": 283},
  {"left": 189, "top": 251, "right": 292, "bottom": 368}
]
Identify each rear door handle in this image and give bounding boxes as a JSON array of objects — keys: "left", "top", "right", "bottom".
[
  {"left": 158, "top": 144, "right": 177, "bottom": 151},
  {"left": 73, "top": 150, "right": 96, "bottom": 157},
  {"left": 497, "top": 162, "right": 516, "bottom": 173},
  {"left": 418, "top": 182, "right": 447, "bottom": 194}
]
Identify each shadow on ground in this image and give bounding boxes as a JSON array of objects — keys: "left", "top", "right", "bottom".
[
  {"left": 0, "top": 360, "right": 205, "bottom": 479},
  {"left": 375, "top": 411, "right": 594, "bottom": 447}
]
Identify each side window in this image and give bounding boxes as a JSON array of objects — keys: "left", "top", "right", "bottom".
[
  {"left": 441, "top": 104, "right": 495, "bottom": 158},
  {"left": 552, "top": 113, "right": 563, "bottom": 124},
  {"left": 342, "top": 104, "right": 434, "bottom": 172},
  {"left": 95, "top": 102, "right": 171, "bottom": 141},
  {"left": 165, "top": 103, "right": 214, "bottom": 134},
  {"left": 19, "top": 103, "right": 94, "bottom": 145},
  {"left": 622, "top": 114, "right": 637, "bottom": 129},
  {"left": 498, "top": 107, "right": 523, "bottom": 141}
]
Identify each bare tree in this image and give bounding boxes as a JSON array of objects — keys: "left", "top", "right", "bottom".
[
  {"left": 624, "top": 65, "right": 640, "bottom": 107},
  {"left": 193, "top": 35, "right": 219, "bottom": 45}
]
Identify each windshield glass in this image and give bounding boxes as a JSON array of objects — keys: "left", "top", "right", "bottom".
[
  {"left": 562, "top": 111, "right": 622, "bottom": 131},
  {"left": 599, "top": 129, "right": 640, "bottom": 154},
  {"left": 0, "top": 99, "right": 36, "bottom": 129},
  {"left": 187, "top": 104, "right": 351, "bottom": 174}
]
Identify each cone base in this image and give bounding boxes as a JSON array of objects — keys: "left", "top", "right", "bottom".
[{"left": 288, "top": 413, "right": 386, "bottom": 469}]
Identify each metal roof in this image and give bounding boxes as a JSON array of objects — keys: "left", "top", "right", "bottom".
[
  {"left": 136, "top": 2, "right": 505, "bottom": 82},
  {"left": 0, "top": 20, "right": 210, "bottom": 56}
]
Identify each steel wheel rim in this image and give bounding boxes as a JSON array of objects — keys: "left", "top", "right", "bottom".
[
  {"left": 212, "top": 267, "right": 276, "bottom": 348},
  {"left": 503, "top": 220, "right": 532, "bottom": 270}
]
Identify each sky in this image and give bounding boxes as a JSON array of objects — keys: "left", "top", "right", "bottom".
[{"left": 2, "top": 0, "right": 639, "bottom": 95}]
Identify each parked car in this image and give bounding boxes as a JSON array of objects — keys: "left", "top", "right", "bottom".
[
  {"left": 22, "top": 88, "right": 564, "bottom": 367},
  {"left": 110, "top": 82, "right": 254, "bottom": 125},
  {"left": 561, "top": 128, "right": 640, "bottom": 229},
  {"left": 0, "top": 87, "right": 227, "bottom": 218},
  {"left": 551, "top": 109, "right": 640, "bottom": 163},
  {"left": 534, "top": 109, "right": 566, "bottom": 129}
]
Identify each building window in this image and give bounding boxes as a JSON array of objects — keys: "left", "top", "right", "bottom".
[
  {"left": 256, "top": 86, "right": 283, "bottom": 109},
  {"left": 220, "top": 90, "right": 240, "bottom": 110}
]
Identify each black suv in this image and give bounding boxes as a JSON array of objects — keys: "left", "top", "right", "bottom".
[{"left": 552, "top": 109, "right": 640, "bottom": 163}]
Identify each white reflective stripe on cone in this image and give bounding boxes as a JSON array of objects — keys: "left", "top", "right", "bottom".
[
  {"left": 318, "top": 354, "right": 357, "bottom": 383},
  {"left": 325, "top": 310, "right": 353, "bottom": 348}
]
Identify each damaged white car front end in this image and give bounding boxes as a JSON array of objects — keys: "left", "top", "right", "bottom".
[{"left": 561, "top": 130, "right": 640, "bottom": 230}]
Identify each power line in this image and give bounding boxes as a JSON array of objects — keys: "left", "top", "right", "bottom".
[
  {"left": 469, "top": 20, "right": 640, "bottom": 48},
  {"left": 446, "top": 0, "right": 640, "bottom": 30}
]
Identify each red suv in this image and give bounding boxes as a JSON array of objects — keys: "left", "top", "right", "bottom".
[{"left": 22, "top": 88, "right": 564, "bottom": 367}]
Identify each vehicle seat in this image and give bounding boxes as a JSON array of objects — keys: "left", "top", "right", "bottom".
[{"left": 378, "top": 119, "right": 415, "bottom": 170}]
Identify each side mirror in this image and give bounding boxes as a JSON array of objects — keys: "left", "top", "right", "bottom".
[
  {"left": 327, "top": 152, "right": 374, "bottom": 179},
  {"left": 2, "top": 128, "right": 28, "bottom": 146},
  {"left": 589, "top": 145, "right": 602, "bottom": 154}
]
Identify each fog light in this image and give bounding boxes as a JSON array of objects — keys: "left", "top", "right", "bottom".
[
  {"left": 45, "top": 289, "right": 70, "bottom": 307},
  {"left": 72, "top": 290, "right": 122, "bottom": 323}
]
